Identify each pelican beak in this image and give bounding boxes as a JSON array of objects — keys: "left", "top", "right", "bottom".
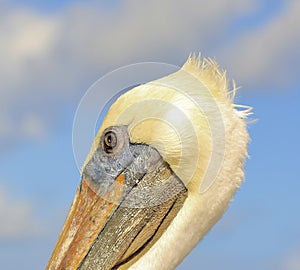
[
  {"left": 46, "top": 174, "right": 126, "bottom": 270},
  {"left": 46, "top": 126, "right": 187, "bottom": 270}
]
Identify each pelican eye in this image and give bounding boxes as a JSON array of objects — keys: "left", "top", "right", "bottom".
[{"left": 103, "top": 131, "right": 117, "bottom": 153}]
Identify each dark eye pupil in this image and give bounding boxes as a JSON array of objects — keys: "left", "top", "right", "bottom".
[{"left": 104, "top": 131, "right": 117, "bottom": 153}]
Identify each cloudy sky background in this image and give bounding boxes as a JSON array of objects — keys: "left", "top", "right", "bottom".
[{"left": 0, "top": 0, "right": 299, "bottom": 269}]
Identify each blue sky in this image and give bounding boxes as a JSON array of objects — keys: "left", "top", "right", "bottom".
[{"left": 0, "top": 0, "right": 299, "bottom": 269}]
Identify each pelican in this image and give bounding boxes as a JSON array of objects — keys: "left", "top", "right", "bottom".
[{"left": 46, "top": 55, "right": 250, "bottom": 270}]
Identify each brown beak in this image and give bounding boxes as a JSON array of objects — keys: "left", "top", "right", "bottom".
[{"left": 46, "top": 174, "right": 125, "bottom": 270}]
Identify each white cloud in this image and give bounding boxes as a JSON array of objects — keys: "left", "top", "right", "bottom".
[
  {"left": 59, "top": 0, "right": 259, "bottom": 69},
  {"left": 283, "top": 248, "right": 300, "bottom": 270},
  {"left": 221, "top": 0, "right": 300, "bottom": 88},
  {"left": 20, "top": 113, "right": 47, "bottom": 139},
  {"left": 0, "top": 10, "right": 58, "bottom": 67},
  {"left": 0, "top": 184, "right": 46, "bottom": 240},
  {"left": 0, "top": 112, "right": 47, "bottom": 151},
  {"left": 0, "top": 0, "right": 261, "bottom": 88},
  {"left": 0, "top": 9, "right": 59, "bottom": 92}
]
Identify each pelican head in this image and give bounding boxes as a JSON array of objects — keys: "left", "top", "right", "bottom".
[{"left": 47, "top": 55, "right": 250, "bottom": 270}]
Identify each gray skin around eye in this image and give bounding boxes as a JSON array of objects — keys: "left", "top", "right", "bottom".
[
  {"left": 82, "top": 126, "right": 133, "bottom": 192},
  {"left": 82, "top": 126, "right": 160, "bottom": 192}
]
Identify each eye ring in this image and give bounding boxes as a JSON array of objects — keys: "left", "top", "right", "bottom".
[{"left": 103, "top": 131, "right": 117, "bottom": 153}]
